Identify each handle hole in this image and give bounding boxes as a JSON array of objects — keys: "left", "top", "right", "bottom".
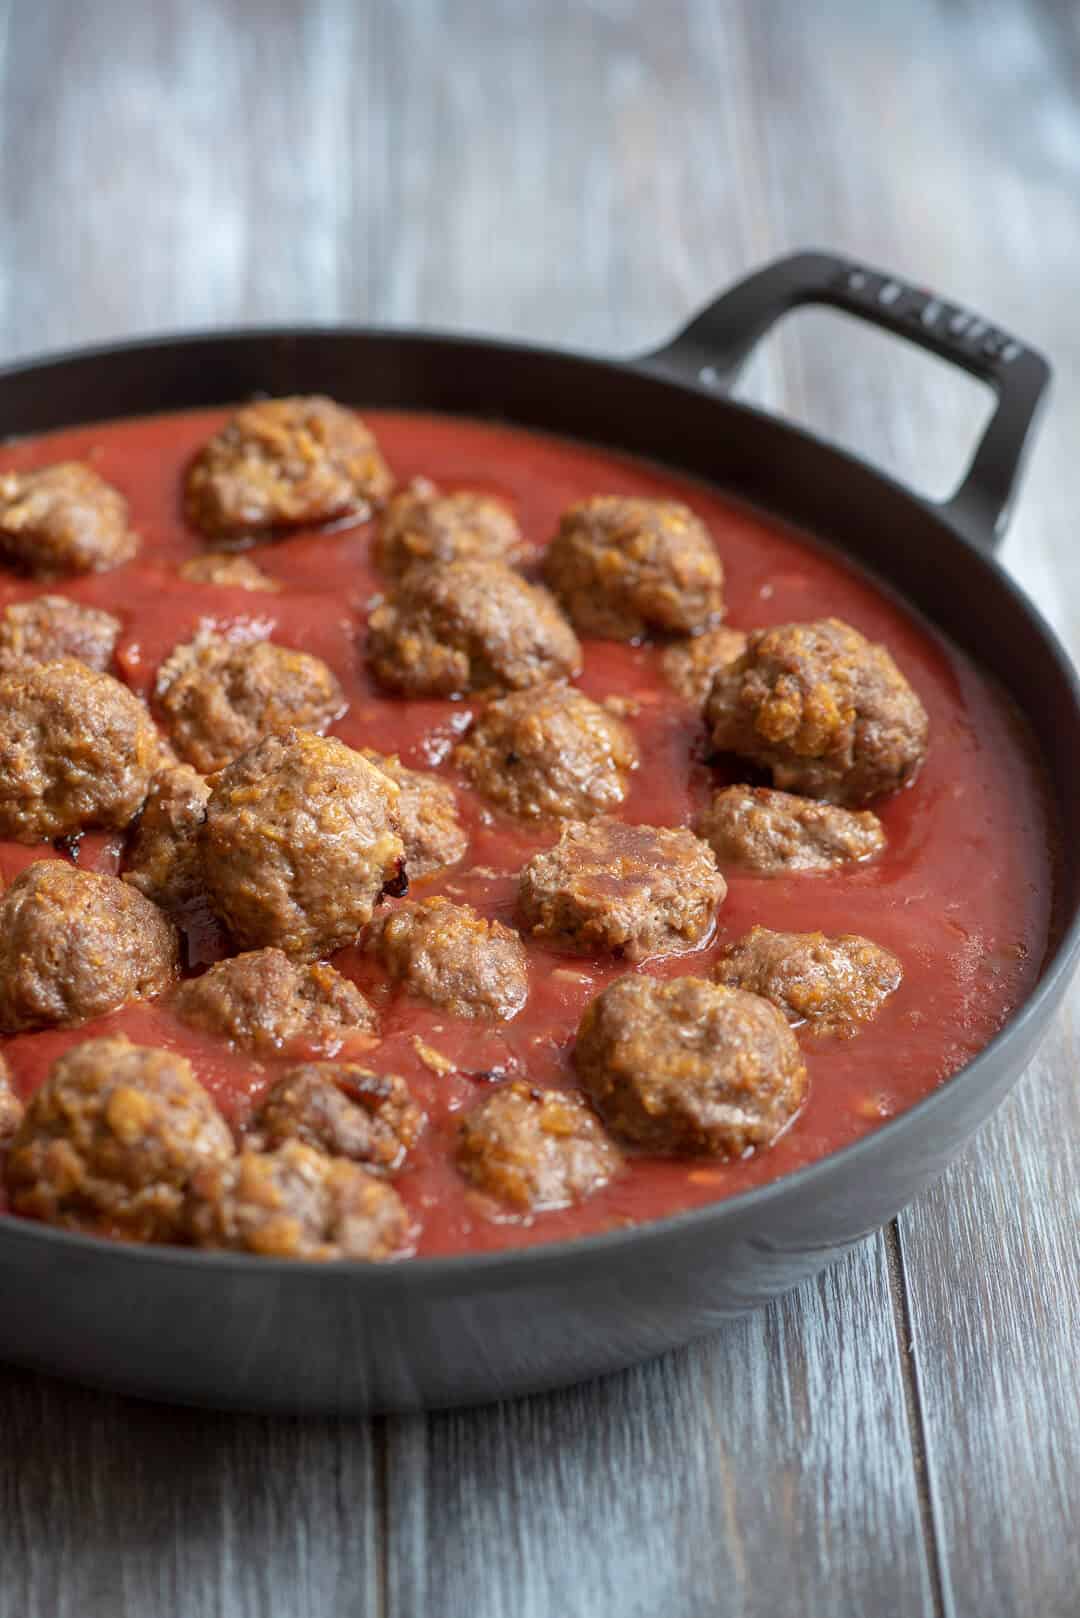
[{"left": 730, "top": 307, "right": 996, "bottom": 503}]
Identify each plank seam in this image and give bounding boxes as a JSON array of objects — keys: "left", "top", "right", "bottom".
[
  {"left": 373, "top": 1416, "right": 390, "bottom": 1618},
  {"left": 885, "top": 1218, "right": 951, "bottom": 1618}
]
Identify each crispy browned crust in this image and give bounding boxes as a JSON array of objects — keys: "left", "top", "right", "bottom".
[
  {"left": 544, "top": 496, "right": 725, "bottom": 640},
  {"left": 0, "top": 862, "right": 179, "bottom": 1033},
  {"left": 714, "top": 925, "right": 902, "bottom": 1035},
  {"left": 251, "top": 1062, "right": 424, "bottom": 1174},
  {"left": 0, "top": 462, "right": 138, "bottom": 575},
  {"left": 175, "top": 949, "right": 377, "bottom": 1056},
  {"left": 575, "top": 974, "right": 807, "bottom": 1157},
  {"left": 455, "top": 683, "right": 639, "bottom": 821},
  {"left": 185, "top": 395, "right": 393, "bottom": 540},
  {"left": 185, "top": 1140, "right": 412, "bottom": 1260},
  {"left": 367, "top": 558, "right": 581, "bottom": 697},
  {"left": 5, "top": 1036, "right": 233, "bottom": 1241},
  {"left": 155, "top": 635, "right": 344, "bottom": 774},
  {"left": 705, "top": 617, "right": 929, "bottom": 806},
  {"left": 0, "top": 658, "right": 158, "bottom": 842},
  {"left": 456, "top": 1081, "right": 621, "bottom": 1211},
  {"left": 366, "top": 896, "right": 529, "bottom": 1020},
  {"left": 518, "top": 818, "right": 725, "bottom": 960},
  {"left": 696, "top": 785, "right": 886, "bottom": 873},
  {"left": 201, "top": 730, "right": 404, "bottom": 960}
]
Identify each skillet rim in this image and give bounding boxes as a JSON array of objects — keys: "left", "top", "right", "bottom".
[{"left": 0, "top": 321, "right": 1076, "bottom": 1283}]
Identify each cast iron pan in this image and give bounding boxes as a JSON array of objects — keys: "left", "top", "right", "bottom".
[{"left": 0, "top": 251, "right": 1076, "bottom": 1413}]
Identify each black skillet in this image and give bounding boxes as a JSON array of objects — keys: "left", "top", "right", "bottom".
[{"left": 0, "top": 251, "right": 1076, "bottom": 1413}]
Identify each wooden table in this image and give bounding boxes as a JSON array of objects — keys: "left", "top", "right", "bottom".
[{"left": 1, "top": 3, "right": 1077, "bottom": 1614}]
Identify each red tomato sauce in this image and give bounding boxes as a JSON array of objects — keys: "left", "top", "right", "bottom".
[{"left": 0, "top": 408, "right": 1057, "bottom": 1256}]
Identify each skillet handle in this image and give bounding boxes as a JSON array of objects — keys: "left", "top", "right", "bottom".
[{"left": 639, "top": 249, "right": 1051, "bottom": 553}]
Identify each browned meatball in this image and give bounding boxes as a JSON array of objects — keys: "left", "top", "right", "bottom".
[
  {"left": 575, "top": 974, "right": 807, "bottom": 1157},
  {"left": 543, "top": 496, "right": 725, "bottom": 641},
  {"left": 4, "top": 1036, "right": 233, "bottom": 1241},
  {"left": 518, "top": 819, "right": 725, "bottom": 961},
  {"left": 705, "top": 618, "right": 929, "bottom": 806},
  {"left": 714, "top": 926, "right": 902, "bottom": 1035},
  {"left": 155, "top": 635, "right": 344, "bottom": 774},
  {"left": 366, "top": 896, "right": 528, "bottom": 1020},
  {"left": 123, "top": 764, "right": 211, "bottom": 911},
  {"left": 0, "top": 1059, "right": 23, "bottom": 1139},
  {"left": 0, "top": 594, "right": 121, "bottom": 673},
  {"left": 696, "top": 785, "right": 886, "bottom": 874},
  {"left": 202, "top": 730, "right": 404, "bottom": 959},
  {"left": 175, "top": 948, "right": 376, "bottom": 1055},
  {"left": 455, "top": 683, "right": 639, "bottom": 821},
  {"left": 185, "top": 396, "right": 393, "bottom": 541},
  {"left": 0, "top": 462, "right": 138, "bottom": 575},
  {"left": 185, "top": 1140, "right": 411, "bottom": 1261},
  {"left": 0, "top": 862, "right": 179, "bottom": 1033},
  {"left": 456, "top": 1082, "right": 621, "bottom": 1211},
  {"left": 252, "top": 1062, "right": 424, "bottom": 1173},
  {"left": 367, "top": 559, "right": 581, "bottom": 697},
  {"left": 178, "top": 553, "right": 279, "bottom": 591},
  {"left": 358, "top": 748, "right": 467, "bottom": 878},
  {"left": 376, "top": 477, "right": 525, "bottom": 578},
  {"left": 661, "top": 625, "right": 747, "bottom": 709},
  {"left": 0, "top": 658, "right": 158, "bottom": 842}
]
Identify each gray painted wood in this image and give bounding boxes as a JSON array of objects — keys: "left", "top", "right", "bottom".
[
  {"left": 384, "top": 1243, "right": 934, "bottom": 1618},
  {"left": 0, "top": 1369, "right": 380, "bottom": 1618},
  {"left": 0, "top": 1, "right": 1078, "bottom": 1614}
]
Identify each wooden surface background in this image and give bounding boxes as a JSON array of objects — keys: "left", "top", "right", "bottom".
[{"left": 1, "top": 2, "right": 1078, "bottom": 1614}]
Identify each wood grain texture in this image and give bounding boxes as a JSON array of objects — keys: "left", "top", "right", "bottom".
[
  {"left": 0, "top": 0, "right": 1078, "bottom": 1615},
  {"left": 384, "top": 1243, "right": 934, "bottom": 1618},
  {"left": 0, "top": 1367, "right": 380, "bottom": 1618}
]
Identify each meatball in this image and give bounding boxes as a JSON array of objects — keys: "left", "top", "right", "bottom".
[
  {"left": 575, "top": 974, "right": 807, "bottom": 1157},
  {"left": 456, "top": 1081, "right": 621, "bottom": 1211},
  {"left": 376, "top": 477, "right": 525, "bottom": 578},
  {"left": 367, "top": 558, "right": 581, "bottom": 698},
  {"left": 179, "top": 553, "right": 279, "bottom": 592},
  {"left": 155, "top": 635, "right": 344, "bottom": 774},
  {"left": 252, "top": 1062, "right": 424, "bottom": 1173},
  {"left": 455, "top": 683, "right": 639, "bottom": 821},
  {"left": 714, "top": 926, "right": 902, "bottom": 1035},
  {"left": 0, "top": 862, "right": 179, "bottom": 1033},
  {"left": 4, "top": 1036, "right": 233, "bottom": 1242},
  {"left": 202, "top": 730, "right": 404, "bottom": 959},
  {"left": 175, "top": 948, "right": 376, "bottom": 1055},
  {"left": 543, "top": 496, "right": 725, "bottom": 641},
  {"left": 705, "top": 618, "right": 929, "bottom": 806},
  {"left": 123, "top": 764, "right": 211, "bottom": 911},
  {"left": 696, "top": 785, "right": 886, "bottom": 874},
  {"left": 0, "top": 1059, "right": 23, "bottom": 1140},
  {"left": 185, "top": 1140, "right": 411, "bottom": 1261},
  {"left": 0, "top": 658, "right": 158, "bottom": 842},
  {"left": 0, "top": 462, "right": 138, "bottom": 575},
  {"left": 358, "top": 748, "right": 467, "bottom": 878},
  {"left": 185, "top": 395, "right": 393, "bottom": 541},
  {"left": 518, "top": 819, "right": 725, "bottom": 961},
  {"left": 0, "top": 593, "right": 121, "bottom": 673},
  {"left": 661, "top": 625, "right": 747, "bottom": 709},
  {"left": 366, "top": 896, "right": 528, "bottom": 1020}
]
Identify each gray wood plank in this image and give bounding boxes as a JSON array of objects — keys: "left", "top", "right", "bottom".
[
  {"left": 0, "top": 1368, "right": 381, "bottom": 1618},
  {"left": 0, "top": 0, "right": 1077, "bottom": 1614},
  {"left": 899, "top": 1055, "right": 1080, "bottom": 1618},
  {"left": 384, "top": 1241, "right": 935, "bottom": 1618}
]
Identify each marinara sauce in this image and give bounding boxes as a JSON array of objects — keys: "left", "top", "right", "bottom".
[{"left": 0, "top": 409, "right": 1057, "bottom": 1255}]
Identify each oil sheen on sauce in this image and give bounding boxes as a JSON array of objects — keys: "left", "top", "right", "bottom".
[{"left": 0, "top": 408, "right": 1057, "bottom": 1256}]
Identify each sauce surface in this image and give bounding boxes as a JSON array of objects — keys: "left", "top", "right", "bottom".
[{"left": 0, "top": 408, "right": 1056, "bottom": 1255}]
